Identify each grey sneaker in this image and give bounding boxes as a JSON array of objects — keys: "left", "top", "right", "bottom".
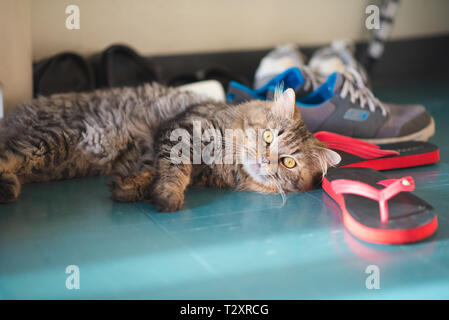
[
  {"left": 227, "top": 67, "right": 435, "bottom": 143},
  {"left": 254, "top": 40, "right": 367, "bottom": 93}
]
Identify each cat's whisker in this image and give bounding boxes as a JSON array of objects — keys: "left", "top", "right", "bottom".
[{"left": 268, "top": 172, "right": 286, "bottom": 208}]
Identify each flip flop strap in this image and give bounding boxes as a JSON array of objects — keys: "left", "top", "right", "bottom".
[
  {"left": 314, "top": 131, "right": 399, "bottom": 159},
  {"left": 315, "top": 131, "right": 378, "bottom": 148},
  {"left": 330, "top": 176, "right": 415, "bottom": 223}
]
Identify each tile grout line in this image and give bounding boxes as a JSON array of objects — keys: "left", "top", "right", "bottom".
[{"left": 133, "top": 202, "right": 218, "bottom": 275}]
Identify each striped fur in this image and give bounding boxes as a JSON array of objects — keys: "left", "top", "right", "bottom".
[{"left": 0, "top": 83, "right": 338, "bottom": 211}]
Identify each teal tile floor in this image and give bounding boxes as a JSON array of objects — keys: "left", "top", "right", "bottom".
[{"left": 1, "top": 81, "right": 449, "bottom": 299}]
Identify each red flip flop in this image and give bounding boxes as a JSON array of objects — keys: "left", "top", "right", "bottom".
[
  {"left": 323, "top": 167, "right": 438, "bottom": 244},
  {"left": 315, "top": 131, "right": 439, "bottom": 170}
]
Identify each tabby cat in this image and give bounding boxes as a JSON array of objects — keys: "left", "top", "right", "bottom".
[{"left": 0, "top": 83, "right": 340, "bottom": 212}]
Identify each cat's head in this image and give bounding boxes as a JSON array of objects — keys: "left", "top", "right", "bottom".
[{"left": 236, "top": 88, "right": 341, "bottom": 193}]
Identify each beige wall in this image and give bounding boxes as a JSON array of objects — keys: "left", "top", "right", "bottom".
[
  {"left": 31, "top": 0, "right": 449, "bottom": 60},
  {"left": 1, "top": 0, "right": 449, "bottom": 110},
  {"left": 0, "top": 0, "right": 32, "bottom": 112}
]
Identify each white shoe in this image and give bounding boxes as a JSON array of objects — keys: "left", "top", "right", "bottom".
[
  {"left": 177, "top": 80, "right": 226, "bottom": 102},
  {"left": 254, "top": 44, "right": 306, "bottom": 89},
  {"left": 308, "top": 39, "right": 369, "bottom": 86}
]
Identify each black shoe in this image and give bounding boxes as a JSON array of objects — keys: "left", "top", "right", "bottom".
[
  {"left": 89, "top": 44, "right": 160, "bottom": 88},
  {"left": 33, "top": 52, "right": 95, "bottom": 97}
]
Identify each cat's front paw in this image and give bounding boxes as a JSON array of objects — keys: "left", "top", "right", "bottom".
[{"left": 148, "top": 187, "right": 184, "bottom": 212}]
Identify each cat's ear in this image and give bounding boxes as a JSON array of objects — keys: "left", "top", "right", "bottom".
[
  {"left": 321, "top": 148, "right": 342, "bottom": 167},
  {"left": 274, "top": 88, "right": 297, "bottom": 118}
]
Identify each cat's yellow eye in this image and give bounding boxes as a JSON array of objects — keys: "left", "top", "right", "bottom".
[
  {"left": 263, "top": 130, "right": 274, "bottom": 144},
  {"left": 282, "top": 157, "right": 296, "bottom": 169}
]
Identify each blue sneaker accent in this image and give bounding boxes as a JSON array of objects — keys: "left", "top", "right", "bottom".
[
  {"left": 343, "top": 108, "right": 370, "bottom": 122},
  {"left": 228, "top": 67, "right": 305, "bottom": 103},
  {"left": 227, "top": 67, "right": 337, "bottom": 108},
  {"left": 258, "top": 67, "right": 305, "bottom": 93},
  {"left": 296, "top": 72, "right": 338, "bottom": 107},
  {"left": 226, "top": 93, "right": 234, "bottom": 102}
]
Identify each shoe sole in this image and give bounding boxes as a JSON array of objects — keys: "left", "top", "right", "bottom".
[{"left": 361, "top": 117, "right": 435, "bottom": 144}]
